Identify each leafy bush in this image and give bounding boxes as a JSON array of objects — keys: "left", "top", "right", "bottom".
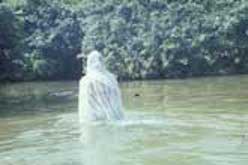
[
  {"left": 22, "top": 0, "right": 84, "bottom": 80},
  {"left": 1, "top": 0, "right": 248, "bottom": 81},
  {"left": 0, "top": 3, "right": 24, "bottom": 81},
  {"left": 80, "top": 0, "right": 248, "bottom": 80}
]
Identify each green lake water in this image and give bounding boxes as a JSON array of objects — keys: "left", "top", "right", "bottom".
[{"left": 0, "top": 75, "right": 248, "bottom": 165}]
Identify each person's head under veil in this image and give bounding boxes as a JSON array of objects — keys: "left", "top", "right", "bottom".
[
  {"left": 86, "top": 50, "right": 106, "bottom": 74},
  {"left": 85, "top": 50, "right": 117, "bottom": 87},
  {"left": 78, "top": 50, "right": 124, "bottom": 122}
]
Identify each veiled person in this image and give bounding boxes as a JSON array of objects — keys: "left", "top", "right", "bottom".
[{"left": 78, "top": 51, "right": 124, "bottom": 123}]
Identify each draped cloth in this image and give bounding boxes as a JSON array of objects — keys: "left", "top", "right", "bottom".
[{"left": 78, "top": 51, "right": 124, "bottom": 123}]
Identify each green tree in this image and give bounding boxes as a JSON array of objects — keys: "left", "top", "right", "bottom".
[
  {"left": 0, "top": 3, "right": 24, "bottom": 81},
  {"left": 80, "top": 0, "right": 248, "bottom": 79},
  {"left": 1, "top": 0, "right": 248, "bottom": 81},
  {"left": 22, "top": 0, "right": 84, "bottom": 80}
]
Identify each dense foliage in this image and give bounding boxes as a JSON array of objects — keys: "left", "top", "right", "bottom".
[
  {"left": 22, "top": 0, "right": 83, "bottom": 79},
  {"left": 1, "top": 0, "right": 83, "bottom": 80},
  {"left": 80, "top": 0, "right": 248, "bottom": 79},
  {"left": 1, "top": 0, "right": 248, "bottom": 81},
  {"left": 0, "top": 3, "right": 23, "bottom": 80}
]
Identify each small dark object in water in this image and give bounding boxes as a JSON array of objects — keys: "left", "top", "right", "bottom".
[{"left": 134, "top": 93, "right": 140, "bottom": 97}]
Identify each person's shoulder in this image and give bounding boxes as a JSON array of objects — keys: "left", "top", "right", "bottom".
[
  {"left": 107, "top": 72, "right": 117, "bottom": 80},
  {"left": 107, "top": 73, "right": 119, "bottom": 86},
  {"left": 80, "top": 75, "right": 97, "bottom": 86},
  {"left": 79, "top": 76, "right": 90, "bottom": 85}
]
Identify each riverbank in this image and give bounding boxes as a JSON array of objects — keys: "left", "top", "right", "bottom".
[
  {"left": 1, "top": 72, "right": 248, "bottom": 84},
  {"left": 1, "top": 74, "right": 248, "bottom": 105}
]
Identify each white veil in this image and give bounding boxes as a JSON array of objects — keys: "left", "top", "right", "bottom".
[{"left": 78, "top": 51, "right": 124, "bottom": 123}]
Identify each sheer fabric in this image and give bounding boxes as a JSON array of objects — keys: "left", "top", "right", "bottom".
[{"left": 78, "top": 51, "right": 124, "bottom": 123}]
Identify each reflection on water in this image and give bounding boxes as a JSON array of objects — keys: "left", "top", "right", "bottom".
[{"left": 0, "top": 75, "right": 248, "bottom": 165}]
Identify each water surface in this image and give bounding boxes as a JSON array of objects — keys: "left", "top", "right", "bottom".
[{"left": 0, "top": 75, "right": 248, "bottom": 165}]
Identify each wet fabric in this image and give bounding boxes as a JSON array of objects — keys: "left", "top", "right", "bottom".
[{"left": 78, "top": 51, "right": 124, "bottom": 122}]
